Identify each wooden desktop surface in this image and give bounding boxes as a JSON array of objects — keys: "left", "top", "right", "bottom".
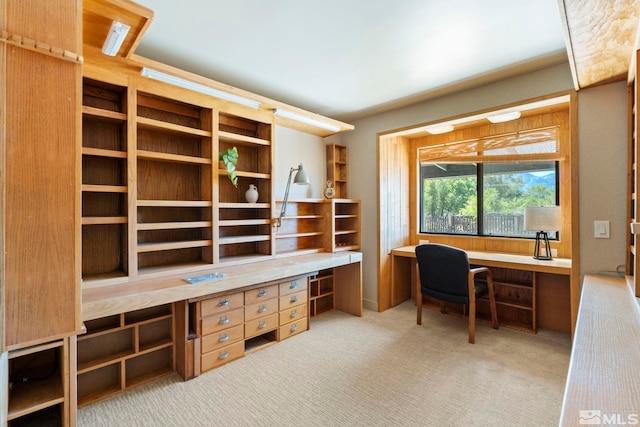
[
  {"left": 391, "top": 245, "right": 571, "bottom": 275},
  {"left": 83, "top": 251, "right": 363, "bottom": 321}
]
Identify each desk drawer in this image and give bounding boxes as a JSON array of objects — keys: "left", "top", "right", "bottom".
[
  {"left": 279, "top": 290, "right": 307, "bottom": 310},
  {"left": 201, "top": 308, "right": 243, "bottom": 335},
  {"left": 279, "top": 317, "right": 308, "bottom": 340},
  {"left": 245, "top": 284, "right": 279, "bottom": 305},
  {"left": 245, "top": 298, "right": 279, "bottom": 322},
  {"left": 201, "top": 340, "right": 244, "bottom": 372},
  {"left": 279, "top": 279, "right": 307, "bottom": 296},
  {"left": 200, "top": 292, "right": 243, "bottom": 317},
  {"left": 245, "top": 313, "right": 279, "bottom": 339},
  {"left": 280, "top": 304, "right": 307, "bottom": 326},
  {"left": 201, "top": 324, "right": 244, "bottom": 354}
]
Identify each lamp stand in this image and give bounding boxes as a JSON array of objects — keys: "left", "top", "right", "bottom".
[
  {"left": 533, "top": 231, "right": 553, "bottom": 260},
  {"left": 276, "top": 164, "right": 309, "bottom": 228},
  {"left": 276, "top": 167, "right": 296, "bottom": 228}
]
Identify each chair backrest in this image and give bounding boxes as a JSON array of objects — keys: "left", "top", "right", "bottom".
[{"left": 415, "top": 244, "right": 470, "bottom": 303}]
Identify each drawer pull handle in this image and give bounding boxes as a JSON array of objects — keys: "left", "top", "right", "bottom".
[
  {"left": 218, "top": 333, "right": 229, "bottom": 343},
  {"left": 258, "top": 320, "right": 267, "bottom": 329},
  {"left": 290, "top": 310, "right": 298, "bottom": 318},
  {"left": 290, "top": 324, "right": 298, "bottom": 332},
  {"left": 290, "top": 281, "right": 298, "bottom": 289},
  {"left": 258, "top": 305, "right": 267, "bottom": 313},
  {"left": 219, "top": 316, "right": 230, "bottom": 325},
  {"left": 218, "top": 299, "right": 229, "bottom": 307},
  {"left": 218, "top": 350, "right": 229, "bottom": 360},
  {"left": 258, "top": 289, "right": 268, "bottom": 297},
  {"left": 290, "top": 296, "right": 298, "bottom": 303}
]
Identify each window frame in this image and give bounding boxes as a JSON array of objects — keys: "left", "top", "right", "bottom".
[
  {"left": 418, "top": 160, "right": 560, "bottom": 238},
  {"left": 410, "top": 106, "right": 571, "bottom": 256}
]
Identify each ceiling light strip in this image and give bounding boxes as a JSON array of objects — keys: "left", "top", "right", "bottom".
[
  {"left": 425, "top": 124, "right": 454, "bottom": 134},
  {"left": 487, "top": 111, "right": 521, "bottom": 123},
  {"left": 102, "top": 21, "right": 130, "bottom": 56},
  {"left": 140, "top": 67, "right": 261, "bottom": 109},
  {"left": 273, "top": 109, "right": 341, "bottom": 132}
]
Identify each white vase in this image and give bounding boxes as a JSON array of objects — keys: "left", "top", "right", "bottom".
[{"left": 245, "top": 184, "right": 259, "bottom": 203}]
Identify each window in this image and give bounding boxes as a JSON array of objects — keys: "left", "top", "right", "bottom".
[
  {"left": 420, "top": 161, "right": 558, "bottom": 238},
  {"left": 418, "top": 126, "right": 561, "bottom": 238}
]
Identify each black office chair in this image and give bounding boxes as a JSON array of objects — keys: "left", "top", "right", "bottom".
[{"left": 415, "top": 243, "right": 498, "bottom": 343}]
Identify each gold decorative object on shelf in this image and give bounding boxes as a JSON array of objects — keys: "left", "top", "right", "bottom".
[{"left": 323, "top": 181, "right": 335, "bottom": 199}]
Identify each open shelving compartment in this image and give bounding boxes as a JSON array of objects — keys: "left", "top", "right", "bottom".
[
  {"left": 309, "top": 269, "right": 335, "bottom": 316},
  {"left": 82, "top": 78, "right": 130, "bottom": 285},
  {"left": 332, "top": 199, "right": 361, "bottom": 252},
  {"left": 275, "top": 199, "right": 327, "bottom": 257},
  {"left": 7, "top": 340, "right": 68, "bottom": 425},
  {"left": 76, "top": 304, "right": 175, "bottom": 406},
  {"left": 326, "top": 143, "right": 348, "bottom": 198},
  {"left": 134, "top": 92, "right": 215, "bottom": 276},
  {"left": 217, "top": 112, "right": 274, "bottom": 264},
  {"left": 476, "top": 266, "right": 536, "bottom": 333}
]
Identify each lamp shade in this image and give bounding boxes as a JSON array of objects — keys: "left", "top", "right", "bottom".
[
  {"left": 293, "top": 164, "right": 310, "bottom": 184},
  {"left": 524, "top": 206, "right": 561, "bottom": 231}
]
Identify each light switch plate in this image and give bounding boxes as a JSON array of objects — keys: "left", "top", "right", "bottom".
[{"left": 594, "top": 220, "right": 610, "bottom": 239}]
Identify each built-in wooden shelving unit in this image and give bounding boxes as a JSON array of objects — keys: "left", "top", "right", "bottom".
[
  {"left": 326, "top": 143, "right": 348, "bottom": 198},
  {"left": 217, "top": 113, "right": 274, "bottom": 265},
  {"left": 275, "top": 199, "right": 361, "bottom": 257},
  {"left": 77, "top": 304, "right": 174, "bottom": 406}
]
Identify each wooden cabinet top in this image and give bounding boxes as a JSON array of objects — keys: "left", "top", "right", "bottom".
[{"left": 82, "top": 251, "right": 362, "bottom": 321}]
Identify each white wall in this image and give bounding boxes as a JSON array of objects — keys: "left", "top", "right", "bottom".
[
  {"left": 273, "top": 64, "right": 629, "bottom": 310},
  {"left": 274, "top": 126, "right": 326, "bottom": 200},
  {"left": 341, "top": 63, "right": 577, "bottom": 310},
  {"left": 577, "top": 81, "right": 628, "bottom": 277}
]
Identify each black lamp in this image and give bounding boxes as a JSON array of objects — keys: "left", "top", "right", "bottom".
[{"left": 524, "top": 206, "right": 561, "bottom": 260}]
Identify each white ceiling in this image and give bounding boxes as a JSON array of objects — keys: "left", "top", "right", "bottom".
[{"left": 133, "top": 0, "right": 569, "bottom": 121}]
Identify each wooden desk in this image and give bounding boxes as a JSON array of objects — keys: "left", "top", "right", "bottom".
[
  {"left": 83, "top": 251, "right": 363, "bottom": 321},
  {"left": 560, "top": 274, "right": 640, "bottom": 425},
  {"left": 76, "top": 251, "right": 363, "bottom": 405},
  {"left": 391, "top": 245, "right": 572, "bottom": 333}
]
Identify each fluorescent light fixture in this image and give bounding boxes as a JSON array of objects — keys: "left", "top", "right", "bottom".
[
  {"left": 487, "top": 111, "right": 521, "bottom": 123},
  {"left": 425, "top": 124, "right": 454, "bottom": 134},
  {"left": 102, "top": 21, "right": 130, "bottom": 56},
  {"left": 140, "top": 67, "right": 261, "bottom": 109},
  {"left": 273, "top": 109, "right": 341, "bottom": 132}
]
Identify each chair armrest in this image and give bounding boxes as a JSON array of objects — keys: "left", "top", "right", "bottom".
[
  {"left": 468, "top": 267, "right": 493, "bottom": 302},
  {"left": 469, "top": 267, "right": 492, "bottom": 280}
]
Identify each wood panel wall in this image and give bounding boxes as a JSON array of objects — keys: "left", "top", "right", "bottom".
[
  {"left": 2, "top": 0, "right": 82, "bottom": 348},
  {"left": 377, "top": 135, "right": 410, "bottom": 311}
]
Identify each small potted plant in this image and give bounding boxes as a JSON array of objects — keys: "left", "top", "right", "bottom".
[{"left": 219, "top": 147, "right": 238, "bottom": 187}]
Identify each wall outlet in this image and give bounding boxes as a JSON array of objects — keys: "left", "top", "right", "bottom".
[{"left": 419, "top": 239, "right": 429, "bottom": 245}]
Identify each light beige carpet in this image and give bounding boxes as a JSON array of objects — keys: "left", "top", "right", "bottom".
[{"left": 77, "top": 301, "right": 571, "bottom": 427}]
